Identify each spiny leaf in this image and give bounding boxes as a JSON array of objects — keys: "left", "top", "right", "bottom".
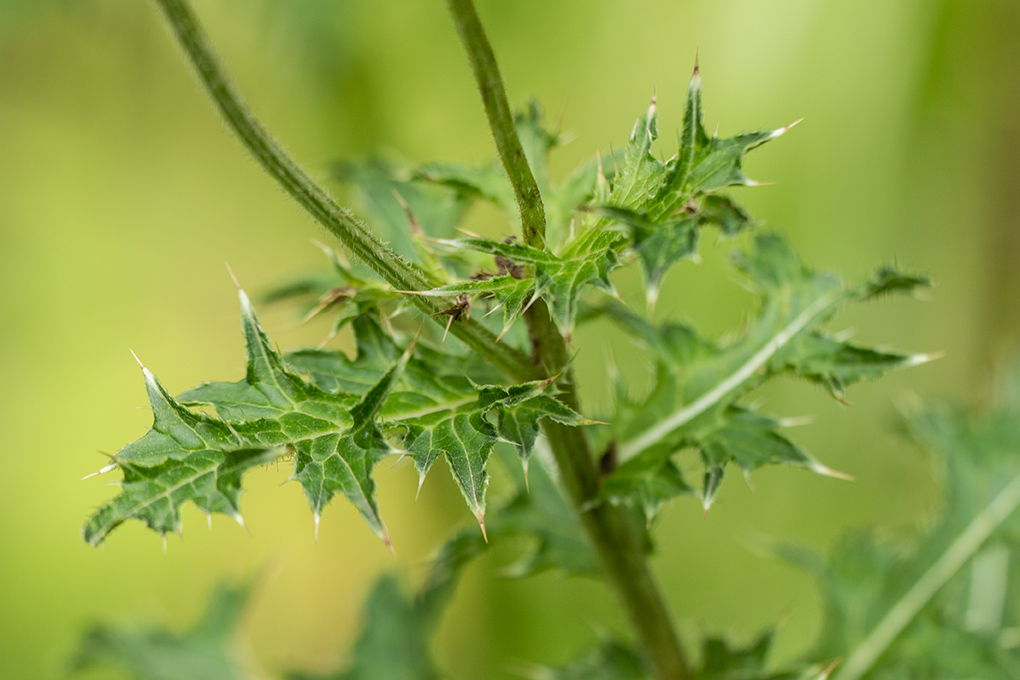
[
  {"left": 81, "top": 358, "right": 278, "bottom": 546},
  {"left": 594, "top": 65, "right": 794, "bottom": 301},
  {"left": 437, "top": 230, "right": 623, "bottom": 338},
  {"left": 599, "top": 233, "right": 930, "bottom": 515},
  {"left": 403, "top": 274, "right": 537, "bottom": 339},
  {"left": 402, "top": 377, "right": 590, "bottom": 530},
  {"left": 71, "top": 581, "right": 253, "bottom": 680}
]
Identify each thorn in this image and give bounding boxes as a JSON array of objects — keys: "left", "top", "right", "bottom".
[
  {"left": 129, "top": 348, "right": 145, "bottom": 371},
  {"left": 522, "top": 458, "right": 530, "bottom": 492},
  {"left": 819, "top": 658, "right": 841, "bottom": 680},
  {"left": 206, "top": 513, "right": 212, "bottom": 530},
  {"left": 442, "top": 314, "right": 454, "bottom": 341},
  {"left": 383, "top": 532, "right": 396, "bottom": 557},
  {"left": 476, "top": 511, "right": 489, "bottom": 543},
  {"left": 651, "top": 87, "right": 657, "bottom": 107},
  {"left": 225, "top": 262, "right": 242, "bottom": 290},
  {"left": 743, "top": 178, "right": 776, "bottom": 187},
  {"left": 906, "top": 350, "right": 945, "bottom": 366},
  {"left": 392, "top": 188, "right": 424, "bottom": 235},
  {"left": 693, "top": 50, "right": 700, "bottom": 77},
  {"left": 232, "top": 512, "right": 251, "bottom": 536},
  {"left": 769, "top": 117, "right": 804, "bottom": 139},
  {"left": 313, "top": 512, "right": 320, "bottom": 542},
  {"left": 809, "top": 461, "right": 855, "bottom": 481},
  {"left": 778, "top": 415, "right": 815, "bottom": 428},
  {"left": 161, "top": 533, "right": 167, "bottom": 553},
  {"left": 743, "top": 468, "right": 755, "bottom": 491},
  {"left": 415, "top": 474, "right": 426, "bottom": 501},
  {"left": 646, "top": 281, "right": 661, "bottom": 313},
  {"left": 81, "top": 463, "right": 118, "bottom": 481}
]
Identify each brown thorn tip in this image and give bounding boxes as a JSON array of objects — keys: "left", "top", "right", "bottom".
[
  {"left": 383, "top": 533, "right": 396, "bottom": 557},
  {"left": 477, "top": 512, "right": 489, "bottom": 543},
  {"left": 651, "top": 88, "right": 657, "bottom": 106},
  {"left": 693, "top": 49, "right": 700, "bottom": 75},
  {"left": 225, "top": 262, "right": 241, "bottom": 290}
]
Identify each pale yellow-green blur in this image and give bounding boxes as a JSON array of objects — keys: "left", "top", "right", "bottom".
[{"left": 1, "top": 1, "right": 1017, "bottom": 678}]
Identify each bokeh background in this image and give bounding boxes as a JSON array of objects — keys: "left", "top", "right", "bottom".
[{"left": 2, "top": 0, "right": 1018, "bottom": 678}]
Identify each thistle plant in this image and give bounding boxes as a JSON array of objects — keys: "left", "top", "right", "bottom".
[{"left": 77, "top": 1, "right": 1020, "bottom": 679}]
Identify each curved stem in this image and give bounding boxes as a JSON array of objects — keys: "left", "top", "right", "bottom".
[
  {"left": 445, "top": 2, "right": 690, "bottom": 677},
  {"left": 152, "top": 0, "right": 534, "bottom": 382}
]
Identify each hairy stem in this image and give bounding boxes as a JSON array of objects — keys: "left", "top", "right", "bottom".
[
  {"left": 446, "top": 0, "right": 546, "bottom": 249},
  {"left": 445, "top": 1, "right": 690, "bottom": 677},
  {"left": 152, "top": 0, "right": 534, "bottom": 381}
]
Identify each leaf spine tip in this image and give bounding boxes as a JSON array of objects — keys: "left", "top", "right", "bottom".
[
  {"left": 383, "top": 533, "right": 396, "bottom": 556},
  {"left": 476, "top": 512, "right": 489, "bottom": 543},
  {"left": 129, "top": 348, "right": 146, "bottom": 371},
  {"left": 80, "top": 462, "right": 118, "bottom": 481},
  {"left": 809, "top": 461, "right": 854, "bottom": 481},
  {"left": 769, "top": 117, "right": 804, "bottom": 139},
  {"left": 225, "top": 261, "right": 241, "bottom": 290},
  {"left": 313, "top": 512, "right": 320, "bottom": 542},
  {"left": 905, "top": 350, "right": 944, "bottom": 367},
  {"left": 778, "top": 415, "right": 815, "bottom": 428}
]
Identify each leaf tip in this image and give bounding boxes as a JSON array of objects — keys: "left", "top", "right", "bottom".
[
  {"left": 313, "top": 512, "right": 321, "bottom": 542},
  {"left": 81, "top": 462, "right": 118, "bottom": 481},
  {"left": 225, "top": 261, "right": 242, "bottom": 291},
  {"left": 905, "top": 350, "right": 945, "bottom": 367},
  {"left": 383, "top": 532, "right": 396, "bottom": 557},
  {"left": 769, "top": 117, "right": 804, "bottom": 139},
  {"left": 477, "top": 511, "right": 489, "bottom": 543},
  {"left": 808, "top": 461, "right": 854, "bottom": 481}
]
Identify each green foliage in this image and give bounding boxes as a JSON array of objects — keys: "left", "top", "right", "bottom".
[
  {"left": 777, "top": 364, "right": 1020, "bottom": 680},
  {"left": 77, "top": 3, "right": 951, "bottom": 679},
  {"left": 83, "top": 285, "right": 587, "bottom": 546},
  {"left": 595, "top": 232, "right": 930, "bottom": 518},
  {"left": 71, "top": 582, "right": 253, "bottom": 680}
]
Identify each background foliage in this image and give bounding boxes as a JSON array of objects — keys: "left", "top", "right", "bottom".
[{"left": 1, "top": 0, "right": 1018, "bottom": 678}]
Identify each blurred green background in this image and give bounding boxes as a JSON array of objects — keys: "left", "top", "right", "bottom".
[{"left": 1, "top": 0, "right": 1018, "bottom": 678}]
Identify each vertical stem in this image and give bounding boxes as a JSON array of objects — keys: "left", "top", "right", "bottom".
[
  {"left": 445, "top": 2, "right": 690, "bottom": 677},
  {"left": 446, "top": 0, "right": 546, "bottom": 249}
]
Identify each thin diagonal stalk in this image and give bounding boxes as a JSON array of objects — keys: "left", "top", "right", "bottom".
[
  {"left": 445, "top": 1, "right": 690, "bottom": 678},
  {"left": 152, "top": 0, "right": 534, "bottom": 382}
]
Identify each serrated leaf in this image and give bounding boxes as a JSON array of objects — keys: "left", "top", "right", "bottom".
[
  {"left": 81, "top": 360, "right": 278, "bottom": 546},
  {"left": 71, "top": 581, "right": 253, "bottom": 680},
  {"left": 592, "top": 67, "right": 794, "bottom": 300},
  {"left": 438, "top": 230, "right": 623, "bottom": 338},
  {"left": 404, "top": 274, "right": 537, "bottom": 338},
  {"left": 598, "top": 233, "right": 930, "bottom": 515},
  {"left": 402, "top": 377, "right": 590, "bottom": 529}
]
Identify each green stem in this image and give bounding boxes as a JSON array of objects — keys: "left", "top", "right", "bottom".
[
  {"left": 446, "top": 0, "right": 546, "bottom": 249},
  {"left": 152, "top": 0, "right": 534, "bottom": 382},
  {"left": 445, "top": 2, "right": 690, "bottom": 678}
]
